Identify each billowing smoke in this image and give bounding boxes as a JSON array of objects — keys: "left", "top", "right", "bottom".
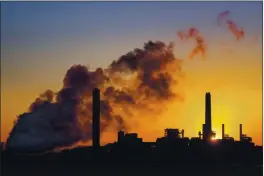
[
  {"left": 177, "top": 28, "right": 206, "bottom": 60},
  {"left": 217, "top": 10, "right": 245, "bottom": 40},
  {"left": 7, "top": 88, "right": 83, "bottom": 153},
  {"left": 6, "top": 41, "right": 183, "bottom": 153}
]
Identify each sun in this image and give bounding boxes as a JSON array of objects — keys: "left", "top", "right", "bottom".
[
  {"left": 211, "top": 137, "right": 217, "bottom": 140},
  {"left": 211, "top": 135, "right": 220, "bottom": 141}
]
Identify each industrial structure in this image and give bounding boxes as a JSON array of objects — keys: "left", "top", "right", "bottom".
[
  {"left": 92, "top": 88, "right": 101, "bottom": 149},
  {"left": 240, "top": 124, "right": 252, "bottom": 142},
  {"left": 117, "top": 131, "right": 143, "bottom": 144},
  {"left": 202, "top": 92, "right": 216, "bottom": 141},
  {"left": 164, "top": 128, "right": 185, "bottom": 139},
  {"left": 222, "top": 124, "right": 234, "bottom": 141},
  {"left": 2, "top": 89, "right": 261, "bottom": 173},
  {"left": 112, "top": 91, "right": 254, "bottom": 147}
]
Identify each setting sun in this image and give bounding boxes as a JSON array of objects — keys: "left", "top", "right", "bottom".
[
  {"left": 211, "top": 134, "right": 221, "bottom": 141},
  {"left": 211, "top": 136, "right": 217, "bottom": 140}
]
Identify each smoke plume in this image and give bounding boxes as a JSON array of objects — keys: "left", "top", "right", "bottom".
[
  {"left": 177, "top": 28, "right": 206, "bottom": 60},
  {"left": 217, "top": 10, "right": 245, "bottom": 40},
  {"left": 217, "top": 10, "right": 230, "bottom": 26},
  {"left": 6, "top": 41, "right": 183, "bottom": 153}
]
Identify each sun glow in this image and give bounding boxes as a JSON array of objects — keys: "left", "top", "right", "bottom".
[{"left": 211, "top": 135, "right": 220, "bottom": 141}]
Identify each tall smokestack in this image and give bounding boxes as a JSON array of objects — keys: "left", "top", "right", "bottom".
[
  {"left": 222, "top": 124, "right": 225, "bottom": 139},
  {"left": 92, "top": 88, "right": 100, "bottom": 149},
  {"left": 205, "top": 92, "right": 212, "bottom": 132},
  {"left": 204, "top": 92, "right": 212, "bottom": 141},
  {"left": 239, "top": 124, "right": 242, "bottom": 141}
]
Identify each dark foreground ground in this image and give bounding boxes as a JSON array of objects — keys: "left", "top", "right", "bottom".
[
  {"left": 1, "top": 152, "right": 263, "bottom": 176},
  {"left": 2, "top": 164, "right": 263, "bottom": 176}
]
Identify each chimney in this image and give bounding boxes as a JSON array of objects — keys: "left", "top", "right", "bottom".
[
  {"left": 239, "top": 124, "right": 242, "bottom": 141},
  {"left": 222, "top": 124, "right": 225, "bottom": 139},
  {"left": 92, "top": 88, "right": 100, "bottom": 149},
  {"left": 181, "top": 130, "right": 184, "bottom": 138},
  {"left": 204, "top": 92, "right": 213, "bottom": 141}
]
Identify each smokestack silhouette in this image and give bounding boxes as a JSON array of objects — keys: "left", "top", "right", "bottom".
[
  {"left": 222, "top": 124, "right": 225, "bottom": 139},
  {"left": 92, "top": 88, "right": 100, "bottom": 149},
  {"left": 205, "top": 93, "right": 212, "bottom": 131},
  {"left": 203, "top": 92, "right": 212, "bottom": 141},
  {"left": 239, "top": 124, "right": 242, "bottom": 141}
]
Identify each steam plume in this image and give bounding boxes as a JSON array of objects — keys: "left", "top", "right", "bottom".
[
  {"left": 6, "top": 41, "right": 183, "bottom": 153},
  {"left": 217, "top": 10, "right": 230, "bottom": 26},
  {"left": 177, "top": 28, "right": 206, "bottom": 60},
  {"left": 217, "top": 10, "right": 245, "bottom": 40}
]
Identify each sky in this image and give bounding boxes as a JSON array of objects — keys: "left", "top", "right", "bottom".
[{"left": 1, "top": 2, "right": 263, "bottom": 146}]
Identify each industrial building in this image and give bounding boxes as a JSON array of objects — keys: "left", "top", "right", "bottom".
[{"left": 91, "top": 89, "right": 255, "bottom": 149}]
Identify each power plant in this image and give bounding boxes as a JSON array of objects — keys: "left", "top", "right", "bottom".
[
  {"left": 90, "top": 89, "right": 255, "bottom": 147},
  {"left": 2, "top": 89, "right": 262, "bottom": 175}
]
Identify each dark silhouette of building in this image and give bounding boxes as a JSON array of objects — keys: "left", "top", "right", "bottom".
[
  {"left": 165, "top": 128, "right": 184, "bottom": 138},
  {"left": 117, "top": 131, "right": 143, "bottom": 144},
  {"left": 240, "top": 124, "right": 252, "bottom": 142},
  {"left": 1, "top": 91, "right": 263, "bottom": 176},
  {"left": 92, "top": 88, "right": 100, "bottom": 149},
  {"left": 222, "top": 124, "right": 234, "bottom": 141}
]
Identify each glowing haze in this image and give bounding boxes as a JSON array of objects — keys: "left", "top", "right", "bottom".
[{"left": 1, "top": 2, "right": 262, "bottom": 150}]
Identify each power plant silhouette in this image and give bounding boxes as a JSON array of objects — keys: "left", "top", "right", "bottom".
[
  {"left": 1, "top": 88, "right": 263, "bottom": 176},
  {"left": 91, "top": 89, "right": 254, "bottom": 148}
]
